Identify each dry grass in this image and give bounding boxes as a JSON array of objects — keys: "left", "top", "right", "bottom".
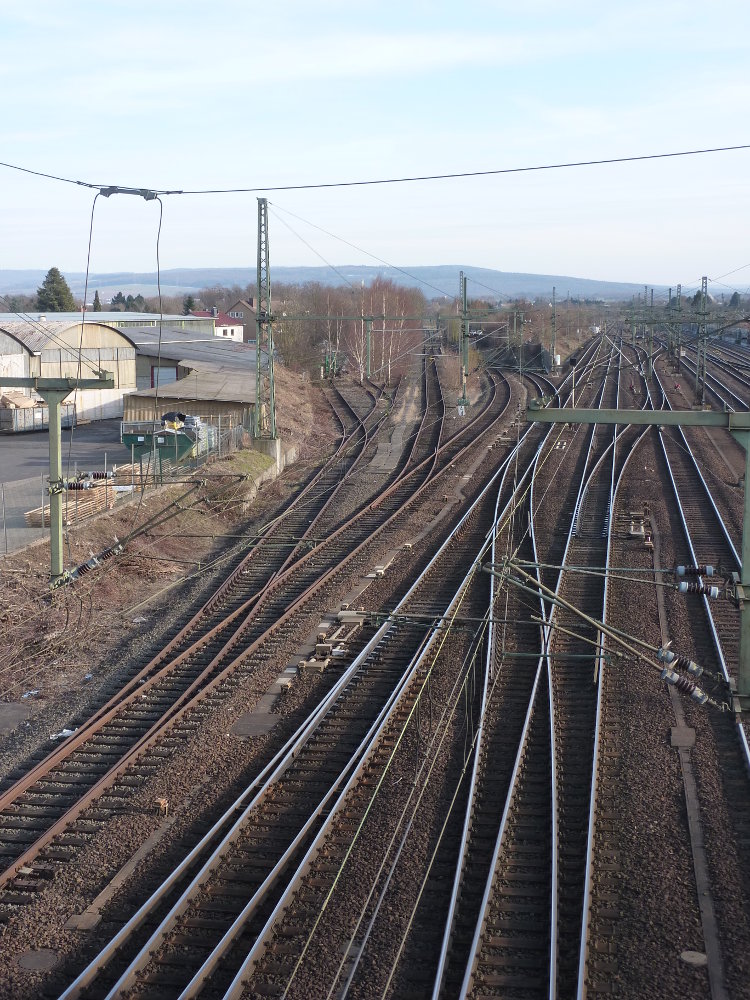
[{"left": 0, "top": 366, "right": 335, "bottom": 706}]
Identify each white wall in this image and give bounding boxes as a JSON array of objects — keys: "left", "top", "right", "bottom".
[
  {"left": 215, "top": 324, "right": 243, "bottom": 342},
  {"left": 0, "top": 353, "right": 29, "bottom": 393},
  {"left": 72, "top": 388, "right": 127, "bottom": 421}
]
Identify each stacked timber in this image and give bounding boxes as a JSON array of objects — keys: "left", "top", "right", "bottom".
[
  {"left": 24, "top": 461, "right": 181, "bottom": 527},
  {"left": 111, "top": 463, "right": 163, "bottom": 487},
  {"left": 24, "top": 484, "right": 117, "bottom": 527}
]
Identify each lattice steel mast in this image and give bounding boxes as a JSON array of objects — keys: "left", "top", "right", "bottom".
[{"left": 255, "top": 197, "right": 276, "bottom": 438}]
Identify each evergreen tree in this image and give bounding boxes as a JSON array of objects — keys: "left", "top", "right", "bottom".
[
  {"left": 730, "top": 291, "right": 741, "bottom": 309},
  {"left": 110, "top": 292, "right": 126, "bottom": 311},
  {"left": 183, "top": 294, "right": 196, "bottom": 315},
  {"left": 36, "top": 267, "right": 77, "bottom": 312},
  {"left": 92, "top": 290, "right": 102, "bottom": 311}
]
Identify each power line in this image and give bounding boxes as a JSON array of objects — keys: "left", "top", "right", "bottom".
[
  {"left": 465, "top": 275, "right": 515, "bottom": 303},
  {"left": 270, "top": 203, "right": 454, "bottom": 300},
  {"left": 1, "top": 144, "right": 749, "bottom": 197},
  {"left": 67, "top": 191, "right": 103, "bottom": 495},
  {"left": 269, "top": 207, "right": 358, "bottom": 292}
]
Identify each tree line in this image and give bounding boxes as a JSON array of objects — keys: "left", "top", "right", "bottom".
[{"left": 5, "top": 269, "right": 749, "bottom": 384}]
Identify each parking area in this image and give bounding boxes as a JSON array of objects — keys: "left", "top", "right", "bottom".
[
  {"left": 0, "top": 419, "right": 132, "bottom": 484},
  {"left": 0, "top": 421, "right": 134, "bottom": 555}
]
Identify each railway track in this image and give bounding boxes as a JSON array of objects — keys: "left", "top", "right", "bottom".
[
  {"left": 2, "top": 348, "right": 528, "bottom": 988},
  {"left": 445, "top": 339, "right": 616, "bottom": 997},
  {"left": 577, "top": 350, "right": 744, "bottom": 998},
  {"left": 6, "top": 330, "right": 748, "bottom": 1000},
  {"left": 55, "top": 384, "right": 524, "bottom": 1000},
  {"left": 653, "top": 366, "right": 741, "bottom": 683},
  {"left": 0, "top": 382, "right": 388, "bottom": 894}
]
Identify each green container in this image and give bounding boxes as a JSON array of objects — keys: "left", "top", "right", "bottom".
[{"left": 121, "top": 429, "right": 196, "bottom": 463}]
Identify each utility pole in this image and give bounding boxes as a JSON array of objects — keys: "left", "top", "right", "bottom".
[
  {"left": 255, "top": 197, "right": 276, "bottom": 438},
  {"left": 695, "top": 276, "right": 708, "bottom": 407},
  {"left": 675, "top": 284, "right": 682, "bottom": 372},
  {"left": 0, "top": 373, "right": 114, "bottom": 586},
  {"left": 667, "top": 287, "right": 673, "bottom": 360},
  {"left": 366, "top": 317, "right": 372, "bottom": 378},
  {"left": 458, "top": 272, "right": 469, "bottom": 407},
  {"left": 551, "top": 286, "right": 557, "bottom": 370}
]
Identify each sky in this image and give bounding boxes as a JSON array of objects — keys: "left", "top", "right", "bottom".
[{"left": 2, "top": 0, "right": 749, "bottom": 296}]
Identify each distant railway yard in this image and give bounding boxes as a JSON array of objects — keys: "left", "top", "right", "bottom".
[{"left": 2, "top": 331, "right": 750, "bottom": 1000}]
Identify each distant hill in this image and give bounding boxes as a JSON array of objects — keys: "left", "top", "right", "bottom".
[{"left": 0, "top": 266, "right": 658, "bottom": 302}]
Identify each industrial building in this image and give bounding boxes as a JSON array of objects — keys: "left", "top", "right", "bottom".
[
  {"left": 0, "top": 316, "right": 137, "bottom": 420},
  {"left": 0, "top": 313, "right": 256, "bottom": 426},
  {"left": 122, "top": 324, "right": 256, "bottom": 424}
]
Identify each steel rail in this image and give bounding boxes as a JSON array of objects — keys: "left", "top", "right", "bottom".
[
  {"left": 219, "top": 420, "right": 523, "bottom": 1000},
  {"left": 452, "top": 335, "right": 616, "bottom": 998},
  {"left": 681, "top": 354, "right": 745, "bottom": 411},
  {"left": 0, "top": 381, "right": 399, "bottom": 882},
  {"left": 575, "top": 339, "right": 655, "bottom": 997},
  {"left": 456, "top": 481, "right": 548, "bottom": 1000},
  {"left": 690, "top": 339, "right": 750, "bottom": 398},
  {"left": 650, "top": 364, "right": 750, "bottom": 847},
  {"left": 667, "top": 339, "right": 748, "bottom": 412},
  {"left": 0, "top": 366, "right": 512, "bottom": 898},
  {"left": 652, "top": 365, "right": 739, "bottom": 690},
  {"left": 57, "top": 399, "right": 523, "bottom": 1000},
  {"left": 431, "top": 420, "right": 547, "bottom": 998},
  {"left": 542, "top": 338, "right": 617, "bottom": 999},
  {"left": 0, "top": 376, "right": 403, "bottom": 813},
  {"left": 0, "top": 384, "right": 381, "bottom": 817},
  {"left": 423, "top": 369, "right": 562, "bottom": 999}
]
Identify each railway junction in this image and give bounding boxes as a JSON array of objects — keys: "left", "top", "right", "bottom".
[{"left": 1, "top": 330, "right": 749, "bottom": 1000}]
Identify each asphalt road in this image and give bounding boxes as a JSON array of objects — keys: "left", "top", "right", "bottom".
[{"left": 0, "top": 419, "right": 132, "bottom": 484}]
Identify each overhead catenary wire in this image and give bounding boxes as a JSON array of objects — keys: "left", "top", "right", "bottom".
[
  {"left": 278, "top": 549, "right": 491, "bottom": 998},
  {"left": 1, "top": 143, "right": 749, "bottom": 197},
  {"left": 65, "top": 191, "right": 103, "bottom": 557},
  {"left": 270, "top": 202, "right": 454, "bottom": 301},
  {"left": 269, "top": 207, "right": 358, "bottom": 292}
]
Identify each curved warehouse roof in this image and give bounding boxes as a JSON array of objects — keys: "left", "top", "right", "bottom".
[{"left": 0, "top": 319, "right": 136, "bottom": 355}]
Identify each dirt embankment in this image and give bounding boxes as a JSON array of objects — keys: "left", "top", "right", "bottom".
[{"left": 0, "top": 367, "right": 337, "bottom": 736}]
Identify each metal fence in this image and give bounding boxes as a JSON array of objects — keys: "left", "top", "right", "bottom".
[
  {"left": 0, "top": 421, "right": 249, "bottom": 558},
  {"left": 0, "top": 476, "right": 50, "bottom": 554}
]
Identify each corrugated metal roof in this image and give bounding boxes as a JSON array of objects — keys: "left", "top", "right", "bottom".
[
  {"left": 0, "top": 312, "right": 209, "bottom": 349},
  {"left": 126, "top": 326, "right": 257, "bottom": 370},
  {"left": 0, "top": 312, "right": 199, "bottom": 324},
  {"left": 0, "top": 319, "right": 72, "bottom": 353},
  {"left": 130, "top": 369, "right": 255, "bottom": 403},
  {"left": 0, "top": 318, "right": 134, "bottom": 354},
  {"left": 0, "top": 313, "right": 255, "bottom": 372}
]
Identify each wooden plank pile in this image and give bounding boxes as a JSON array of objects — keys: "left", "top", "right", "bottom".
[
  {"left": 24, "top": 483, "right": 117, "bottom": 527},
  {"left": 24, "top": 461, "right": 181, "bottom": 527},
  {"left": 111, "top": 463, "right": 162, "bottom": 487}
]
